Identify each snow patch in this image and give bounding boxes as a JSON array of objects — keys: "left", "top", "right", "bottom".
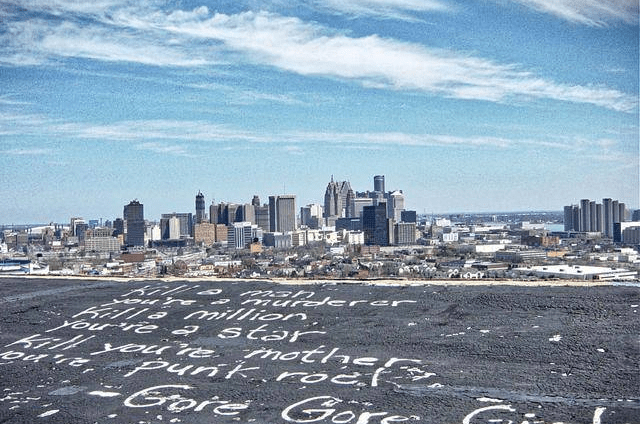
[
  {"left": 38, "top": 410, "right": 59, "bottom": 418},
  {"left": 88, "top": 391, "right": 121, "bottom": 398},
  {"left": 476, "top": 397, "right": 504, "bottom": 403}
]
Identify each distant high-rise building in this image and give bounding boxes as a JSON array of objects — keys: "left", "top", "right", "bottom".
[
  {"left": 160, "top": 213, "right": 193, "bottom": 239},
  {"left": 113, "top": 218, "right": 125, "bottom": 237},
  {"left": 228, "top": 222, "right": 263, "bottom": 250},
  {"left": 387, "top": 190, "right": 405, "bottom": 222},
  {"left": 269, "top": 195, "right": 297, "bottom": 232},
  {"left": 401, "top": 210, "right": 417, "bottom": 223},
  {"left": 70, "top": 217, "right": 84, "bottom": 237},
  {"left": 564, "top": 205, "right": 578, "bottom": 231},
  {"left": 564, "top": 198, "right": 627, "bottom": 236},
  {"left": 579, "top": 199, "right": 591, "bottom": 232},
  {"left": 300, "top": 204, "right": 323, "bottom": 229},
  {"left": 612, "top": 200, "right": 620, "bottom": 225},
  {"left": 589, "top": 201, "right": 597, "bottom": 232},
  {"left": 602, "top": 198, "right": 613, "bottom": 236},
  {"left": 254, "top": 204, "right": 270, "bottom": 232},
  {"left": 251, "top": 195, "right": 261, "bottom": 207},
  {"left": 195, "top": 191, "right": 206, "bottom": 224},
  {"left": 124, "top": 200, "right": 145, "bottom": 247},
  {"left": 210, "top": 202, "right": 241, "bottom": 226},
  {"left": 395, "top": 222, "right": 417, "bottom": 245},
  {"left": 238, "top": 204, "right": 255, "bottom": 224},
  {"left": 619, "top": 202, "right": 627, "bottom": 222},
  {"left": 324, "top": 177, "right": 353, "bottom": 219},
  {"left": 194, "top": 223, "right": 217, "bottom": 246},
  {"left": 168, "top": 216, "right": 181, "bottom": 240},
  {"left": 362, "top": 203, "right": 390, "bottom": 246},
  {"left": 374, "top": 175, "right": 385, "bottom": 193},
  {"left": 352, "top": 197, "right": 373, "bottom": 218},
  {"left": 209, "top": 202, "right": 218, "bottom": 224}
]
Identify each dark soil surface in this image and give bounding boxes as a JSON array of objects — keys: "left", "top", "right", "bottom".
[{"left": 0, "top": 278, "right": 638, "bottom": 424}]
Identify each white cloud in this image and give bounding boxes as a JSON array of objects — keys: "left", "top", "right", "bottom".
[
  {"left": 0, "top": 112, "right": 633, "bottom": 164},
  {"left": 0, "top": 3, "right": 636, "bottom": 111},
  {"left": 284, "top": 145, "right": 305, "bottom": 155},
  {"left": 52, "top": 120, "right": 259, "bottom": 142},
  {"left": 316, "top": 0, "right": 451, "bottom": 20},
  {"left": 0, "top": 18, "right": 209, "bottom": 67},
  {"left": 506, "top": 0, "right": 639, "bottom": 26},
  {"left": 2, "top": 148, "right": 52, "bottom": 156},
  {"left": 135, "top": 142, "right": 194, "bottom": 157},
  {"left": 147, "top": 10, "right": 636, "bottom": 111},
  {"left": 0, "top": 96, "right": 32, "bottom": 106}
]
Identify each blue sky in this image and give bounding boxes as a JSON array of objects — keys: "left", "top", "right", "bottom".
[{"left": 1, "top": 0, "right": 638, "bottom": 223}]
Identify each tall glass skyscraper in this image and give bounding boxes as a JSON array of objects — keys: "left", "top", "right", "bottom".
[
  {"left": 195, "top": 191, "right": 206, "bottom": 224},
  {"left": 269, "top": 195, "right": 297, "bottom": 233},
  {"left": 123, "top": 200, "right": 145, "bottom": 247}
]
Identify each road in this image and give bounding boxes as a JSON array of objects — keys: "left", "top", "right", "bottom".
[{"left": 0, "top": 277, "right": 638, "bottom": 423}]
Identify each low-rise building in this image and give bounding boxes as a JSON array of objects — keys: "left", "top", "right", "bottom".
[{"left": 515, "top": 264, "right": 637, "bottom": 280}]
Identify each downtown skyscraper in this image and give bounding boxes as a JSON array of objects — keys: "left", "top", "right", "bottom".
[
  {"left": 269, "top": 195, "right": 297, "bottom": 233},
  {"left": 123, "top": 200, "right": 145, "bottom": 248}
]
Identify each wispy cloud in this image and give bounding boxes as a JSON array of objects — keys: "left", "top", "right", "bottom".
[
  {"left": 0, "top": 108, "right": 634, "bottom": 169},
  {"left": 135, "top": 142, "right": 194, "bottom": 157},
  {"left": 1, "top": 112, "right": 626, "bottom": 157},
  {"left": 51, "top": 120, "right": 260, "bottom": 142},
  {"left": 0, "top": 95, "right": 32, "bottom": 106},
  {"left": 284, "top": 145, "right": 305, "bottom": 155},
  {"left": 0, "top": 18, "right": 210, "bottom": 67},
  {"left": 0, "top": 3, "right": 636, "bottom": 111},
  {"left": 137, "top": 10, "right": 637, "bottom": 112},
  {"left": 315, "top": 0, "right": 451, "bottom": 20},
  {"left": 505, "top": 0, "right": 639, "bottom": 26},
  {"left": 2, "top": 147, "right": 52, "bottom": 156}
]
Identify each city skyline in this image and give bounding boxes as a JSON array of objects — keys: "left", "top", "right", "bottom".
[{"left": 1, "top": 0, "right": 638, "bottom": 223}]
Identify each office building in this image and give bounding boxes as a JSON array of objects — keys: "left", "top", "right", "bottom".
[
  {"left": 124, "top": 200, "right": 145, "bottom": 247},
  {"left": 254, "top": 204, "right": 270, "bottom": 232},
  {"left": 195, "top": 191, "right": 207, "bottom": 224},
  {"left": 238, "top": 204, "right": 255, "bottom": 224},
  {"left": 362, "top": 203, "right": 390, "bottom": 246},
  {"left": 85, "top": 227, "right": 120, "bottom": 253},
  {"left": 395, "top": 222, "right": 417, "bottom": 245},
  {"left": 194, "top": 223, "right": 216, "bottom": 246},
  {"left": 387, "top": 190, "right": 405, "bottom": 222},
  {"left": 351, "top": 197, "right": 374, "bottom": 218},
  {"left": 269, "top": 195, "right": 297, "bottom": 233},
  {"left": 374, "top": 175, "right": 385, "bottom": 193},
  {"left": 300, "top": 204, "right": 323, "bottom": 229},
  {"left": 263, "top": 232, "right": 292, "bottom": 249},
  {"left": 335, "top": 218, "right": 362, "bottom": 231},
  {"left": 324, "top": 177, "right": 354, "bottom": 219},
  {"left": 401, "top": 210, "right": 417, "bottom": 223},
  {"left": 160, "top": 213, "right": 193, "bottom": 240},
  {"left": 228, "top": 222, "right": 263, "bottom": 250},
  {"left": 210, "top": 202, "right": 246, "bottom": 226},
  {"left": 214, "top": 224, "right": 228, "bottom": 243},
  {"left": 113, "top": 218, "right": 125, "bottom": 237}
]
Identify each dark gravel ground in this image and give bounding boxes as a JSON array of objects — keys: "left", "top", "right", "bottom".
[{"left": 0, "top": 277, "right": 638, "bottom": 424}]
